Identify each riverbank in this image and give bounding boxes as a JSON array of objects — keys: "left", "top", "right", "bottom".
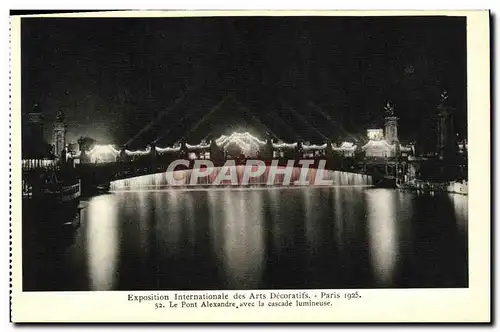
[{"left": 398, "top": 179, "right": 468, "bottom": 196}]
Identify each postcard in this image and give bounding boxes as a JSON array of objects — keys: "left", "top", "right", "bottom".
[{"left": 9, "top": 10, "right": 490, "bottom": 323}]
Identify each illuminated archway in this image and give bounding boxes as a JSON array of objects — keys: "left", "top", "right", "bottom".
[{"left": 215, "top": 132, "right": 266, "bottom": 158}]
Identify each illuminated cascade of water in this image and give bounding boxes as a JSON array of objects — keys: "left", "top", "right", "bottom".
[{"left": 110, "top": 167, "right": 373, "bottom": 190}]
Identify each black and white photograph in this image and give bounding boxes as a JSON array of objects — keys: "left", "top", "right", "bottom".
[
  {"left": 10, "top": 10, "right": 491, "bottom": 323},
  {"left": 19, "top": 13, "right": 471, "bottom": 292}
]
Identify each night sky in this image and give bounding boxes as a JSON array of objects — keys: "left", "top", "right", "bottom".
[{"left": 22, "top": 16, "right": 467, "bottom": 150}]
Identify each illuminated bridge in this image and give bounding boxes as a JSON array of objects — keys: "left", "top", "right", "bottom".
[
  {"left": 69, "top": 95, "right": 415, "bottom": 193},
  {"left": 74, "top": 131, "right": 414, "bottom": 193}
]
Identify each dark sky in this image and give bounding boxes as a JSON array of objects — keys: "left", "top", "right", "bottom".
[{"left": 22, "top": 16, "right": 467, "bottom": 149}]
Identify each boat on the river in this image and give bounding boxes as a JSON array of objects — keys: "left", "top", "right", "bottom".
[
  {"left": 23, "top": 171, "right": 82, "bottom": 229},
  {"left": 40, "top": 172, "right": 81, "bottom": 203}
]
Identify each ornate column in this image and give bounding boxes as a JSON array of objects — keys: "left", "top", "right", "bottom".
[
  {"left": 53, "top": 110, "right": 67, "bottom": 159},
  {"left": 383, "top": 102, "right": 399, "bottom": 145},
  {"left": 436, "top": 91, "right": 457, "bottom": 161}
]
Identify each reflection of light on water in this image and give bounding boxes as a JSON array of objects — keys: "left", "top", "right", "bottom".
[
  {"left": 268, "top": 189, "right": 285, "bottom": 254},
  {"left": 207, "top": 190, "right": 222, "bottom": 250},
  {"left": 220, "top": 190, "right": 264, "bottom": 288},
  {"left": 302, "top": 188, "right": 320, "bottom": 250},
  {"left": 333, "top": 187, "right": 345, "bottom": 251},
  {"left": 302, "top": 188, "right": 312, "bottom": 240},
  {"left": 395, "top": 191, "right": 414, "bottom": 247},
  {"left": 137, "top": 190, "right": 149, "bottom": 222},
  {"left": 86, "top": 194, "right": 119, "bottom": 290},
  {"left": 365, "top": 189, "right": 398, "bottom": 285},
  {"left": 165, "top": 190, "right": 181, "bottom": 251},
  {"left": 136, "top": 191, "right": 150, "bottom": 253},
  {"left": 449, "top": 194, "right": 468, "bottom": 234},
  {"left": 183, "top": 193, "right": 195, "bottom": 248}
]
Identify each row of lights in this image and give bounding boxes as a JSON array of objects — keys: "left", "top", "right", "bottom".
[{"left": 84, "top": 132, "right": 409, "bottom": 159}]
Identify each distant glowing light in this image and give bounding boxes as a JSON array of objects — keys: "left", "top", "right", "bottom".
[
  {"left": 216, "top": 132, "right": 266, "bottom": 146},
  {"left": 400, "top": 145, "right": 413, "bottom": 152},
  {"left": 336, "top": 142, "right": 356, "bottom": 150},
  {"left": 367, "top": 129, "right": 384, "bottom": 141},
  {"left": 215, "top": 132, "right": 266, "bottom": 156},
  {"left": 302, "top": 143, "right": 327, "bottom": 150},
  {"left": 185, "top": 142, "right": 211, "bottom": 150},
  {"left": 362, "top": 140, "right": 397, "bottom": 158},
  {"left": 88, "top": 144, "right": 120, "bottom": 158},
  {"left": 156, "top": 146, "right": 181, "bottom": 153},
  {"left": 125, "top": 146, "right": 151, "bottom": 156},
  {"left": 362, "top": 140, "right": 394, "bottom": 150},
  {"left": 273, "top": 142, "right": 297, "bottom": 149}
]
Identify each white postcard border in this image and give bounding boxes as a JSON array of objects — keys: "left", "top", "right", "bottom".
[{"left": 9, "top": 10, "right": 491, "bottom": 323}]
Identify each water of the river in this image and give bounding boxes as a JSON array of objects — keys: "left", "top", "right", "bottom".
[{"left": 23, "top": 179, "right": 468, "bottom": 291}]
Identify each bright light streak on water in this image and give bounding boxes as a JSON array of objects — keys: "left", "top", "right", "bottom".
[
  {"left": 86, "top": 194, "right": 119, "bottom": 291},
  {"left": 365, "top": 189, "right": 398, "bottom": 286},
  {"left": 449, "top": 193, "right": 468, "bottom": 234},
  {"left": 110, "top": 168, "right": 373, "bottom": 190},
  {"left": 22, "top": 182, "right": 468, "bottom": 291},
  {"left": 219, "top": 190, "right": 265, "bottom": 289}
]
